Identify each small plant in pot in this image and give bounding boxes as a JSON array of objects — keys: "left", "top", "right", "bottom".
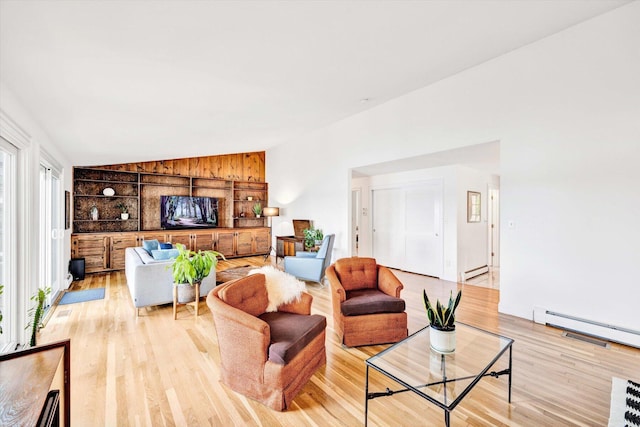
[
  {"left": 313, "top": 228, "right": 324, "bottom": 246},
  {"left": 423, "top": 289, "right": 462, "bottom": 353},
  {"left": 303, "top": 227, "right": 322, "bottom": 249},
  {"left": 115, "top": 202, "right": 129, "bottom": 220},
  {"left": 171, "top": 243, "right": 224, "bottom": 303},
  {"left": 252, "top": 202, "right": 262, "bottom": 218}
]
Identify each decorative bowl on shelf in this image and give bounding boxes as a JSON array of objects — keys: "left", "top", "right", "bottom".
[{"left": 102, "top": 187, "right": 115, "bottom": 196}]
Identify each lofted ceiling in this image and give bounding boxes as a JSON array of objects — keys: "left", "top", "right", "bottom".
[{"left": 0, "top": 0, "right": 630, "bottom": 167}]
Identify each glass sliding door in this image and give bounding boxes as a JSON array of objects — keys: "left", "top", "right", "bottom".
[
  {"left": 39, "top": 161, "right": 63, "bottom": 307},
  {"left": 0, "top": 137, "right": 17, "bottom": 346}
]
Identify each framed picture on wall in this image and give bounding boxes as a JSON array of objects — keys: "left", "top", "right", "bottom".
[{"left": 467, "top": 191, "right": 481, "bottom": 223}]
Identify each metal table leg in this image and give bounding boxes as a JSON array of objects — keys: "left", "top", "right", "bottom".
[
  {"left": 508, "top": 344, "right": 513, "bottom": 403},
  {"left": 365, "top": 365, "right": 370, "bottom": 427}
]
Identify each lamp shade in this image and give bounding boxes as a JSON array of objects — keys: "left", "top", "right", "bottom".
[{"left": 262, "top": 207, "right": 280, "bottom": 217}]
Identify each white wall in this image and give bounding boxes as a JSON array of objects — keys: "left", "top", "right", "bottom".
[
  {"left": 0, "top": 82, "right": 73, "bottom": 343},
  {"left": 268, "top": 2, "right": 640, "bottom": 331}
]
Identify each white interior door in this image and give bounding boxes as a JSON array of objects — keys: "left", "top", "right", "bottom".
[
  {"left": 351, "top": 189, "right": 360, "bottom": 256},
  {"left": 489, "top": 188, "right": 500, "bottom": 267},
  {"left": 372, "top": 181, "right": 444, "bottom": 277},
  {"left": 372, "top": 188, "right": 404, "bottom": 269},
  {"left": 404, "top": 184, "right": 443, "bottom": 277}
]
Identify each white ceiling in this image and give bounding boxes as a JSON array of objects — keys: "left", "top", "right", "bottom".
[{"left": 0, "top": 0, "right": 630, "bottom": 167}]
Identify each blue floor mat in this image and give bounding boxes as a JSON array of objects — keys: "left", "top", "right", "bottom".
[{"left": 59, "top": 288, "right": 105, "bottom": 305}]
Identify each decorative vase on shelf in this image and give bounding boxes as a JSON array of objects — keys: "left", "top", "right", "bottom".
[
  {"left": 121, "top": 212, "right": 129, "bottom": 220},
  {"left": 90, "top": 205, "right": 99, "bottom": 221}
]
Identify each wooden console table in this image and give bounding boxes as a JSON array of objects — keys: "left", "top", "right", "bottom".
[
  {"left": 0, "top": 339, "right": 71, "bottom": 427},
  {"left": 276, "top": 236, "right": 305, "bottom": 263}
]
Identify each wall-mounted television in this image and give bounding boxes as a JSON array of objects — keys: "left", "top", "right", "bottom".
[{"left": 160, "top": 196, "right": 218, "bottom": 229}]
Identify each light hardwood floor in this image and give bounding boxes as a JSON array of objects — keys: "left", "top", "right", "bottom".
[{"left": 40, "top": 257, "right": 639, "bottom": 426}]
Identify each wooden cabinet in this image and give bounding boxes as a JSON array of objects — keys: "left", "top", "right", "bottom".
[
  {"left": 191, "top": 232, "right": 215, "bottom": 252},
  {"left": 72, "top": 227, "right": 270, "bottom": 273},
  {"left": 234, "top": 229, "right": 270, "bottom": 257},
  {"left": 275, "top": 220, "right": 310, "bottom": 262},
  {"left": 254, "top": 228, "right": 271, "bottom": 253},
  {"left": 165, "top": 231, "right": 215, "bottom": 252},
  {"left": 71, "top": 234, "right": 108, "bottom": 273},
  {"left": 215, "top": 230, "right": 235, "bottom": 257},
  {"left": 109, "top": 233, "right": 138, "bottom": 270},
  {"left": 235, "top": 230, "right": 254, "bottom": 256},
  {"left": 276, "top": 236, "right": 305, "bottom": 262},
  {"left": 139, "top": 232, "right": 167, "bottom": 243},
  {"left": 166, "top": 232, "right": 192, "bottom": 249},
  {"left": 71, "top": 163, "right": 272, "bottom": 273}
]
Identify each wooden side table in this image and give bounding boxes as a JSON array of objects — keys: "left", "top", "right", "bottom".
[{"left": 173, "top": 282, "right": 200, "bottom": 319}]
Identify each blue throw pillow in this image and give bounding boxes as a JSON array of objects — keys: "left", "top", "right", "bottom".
[
  {"left": 142, "top": 239, "right": 160, "bottom": 254},
  {"left": 159, "top": 242, "right": 173, "bottom": 250},
  {"left": 151, "top": 249, "right": 179, "bottom": 260}
]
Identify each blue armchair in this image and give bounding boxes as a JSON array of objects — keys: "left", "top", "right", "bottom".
[{"left": 284, "top": 234, "right": 335, "bottom": 282}]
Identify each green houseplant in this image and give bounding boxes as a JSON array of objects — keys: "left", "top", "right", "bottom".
[
  {"left": 171, "top": 243, "right": 224, "bottom": 303},
  {"left": 115, "top": 202, "right": 129, "bottom": 220},
  {"left": 252, "top": 202, "right": 262, "bottom": 218},
  {"left": 26, "top": 287, "right": 51, "bottom": 347},
  {"left": 303, "top": 227, "right": 323, "bottom": 249},
  {"left": 423, "top": 289, "right": 462, "bottom": 353},
  {"left": 313, "top": 228, "right": 324, "bottom": 246}
]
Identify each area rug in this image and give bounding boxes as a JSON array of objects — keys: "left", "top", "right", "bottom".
[
  {"left": 608, "top": 377, "right": 640, "bottom": 427},
  {"left": 59, "top": 288, "right": 105, "bottom": 305},
  {"left": 216, "top": 265, "right": 252, "bottom": 284}
]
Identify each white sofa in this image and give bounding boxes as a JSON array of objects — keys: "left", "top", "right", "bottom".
[{"left": 124, "top": 247, "right": 216, "bottom": 315}]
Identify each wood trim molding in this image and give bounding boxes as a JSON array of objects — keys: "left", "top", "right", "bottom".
[{"left": 0, "top": 109, "right": 31, "bottom": 149}]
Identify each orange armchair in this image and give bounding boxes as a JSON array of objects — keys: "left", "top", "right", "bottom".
[
  {"left": 206, "top": 273, "right": 326, "bottom": 411},
  {"left": 326, "top": 257, "right": 408, "bottom": 347}
]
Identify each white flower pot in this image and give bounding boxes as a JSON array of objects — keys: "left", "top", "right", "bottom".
[
  {"left": 121, "top": 212, "right": 129, "bottom": 220},
  {"left": 430, "top": 326, "right": 456, "bottom": 354}
]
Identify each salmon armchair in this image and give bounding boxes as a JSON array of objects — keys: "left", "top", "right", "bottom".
[
  {"left": 326, "top": 257, "right": 408, "bottom": 347},
  {"left": 206, "top": 273, "right": 326, "bottom": 411}
]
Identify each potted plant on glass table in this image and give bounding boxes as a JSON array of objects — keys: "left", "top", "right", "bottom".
[{"left": 423, "top": 289, "right": 462, "bottom": 353}]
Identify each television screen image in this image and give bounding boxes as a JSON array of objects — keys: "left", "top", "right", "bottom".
[{"left": 160, "top": 196, "right": 218, "bottom": 229}]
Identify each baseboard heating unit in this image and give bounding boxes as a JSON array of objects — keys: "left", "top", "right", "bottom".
[
  {"left": 460, "top": 265, "right": 489, "bottom": 282},
  {"left": 533, "top": 307, "right": 640, "bottom": 349}
]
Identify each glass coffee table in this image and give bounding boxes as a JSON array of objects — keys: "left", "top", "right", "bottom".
[{"left": 365, "top": 323, "right": 513, "bottom": 426}]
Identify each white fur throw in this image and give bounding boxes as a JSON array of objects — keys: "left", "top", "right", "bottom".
[{"left": 248, "top": 266, "right": 306, "bottom": 312}]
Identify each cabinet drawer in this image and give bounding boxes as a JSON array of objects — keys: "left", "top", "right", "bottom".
[{"left": 74, "top": 240, "right": 105, "bottom": 253}]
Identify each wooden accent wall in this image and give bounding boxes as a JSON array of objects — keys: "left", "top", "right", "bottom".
[{"left": 87, "top": 151, "right": 265, "bottom": 182}]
